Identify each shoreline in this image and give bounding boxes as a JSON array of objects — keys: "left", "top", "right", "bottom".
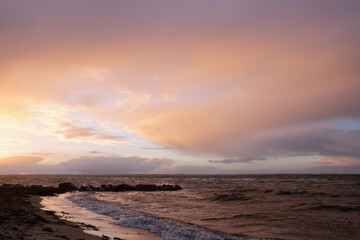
[
  {"left": 0, "top": 182, "right": 181, "bottom": 240},
  {"left": 0, "top": 185, "right": 164, "bottom": 240},
  {"left": 40, "top": 192, "right": 163, "bottom": 240},
  {"left": 0, "top": 188, "right": 102, "bottom": 240}
]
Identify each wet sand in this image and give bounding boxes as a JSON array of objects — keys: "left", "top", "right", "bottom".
[
  {"left": 41, "top": 193, "right": 163, "bottom": 240},
  {"left": 0, "top": 188, "right": 102, "bottom": 240}
]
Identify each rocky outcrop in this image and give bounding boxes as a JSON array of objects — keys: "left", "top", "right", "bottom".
[
  {"left": 58, "top": 182, "right": 77, "bottom": 192},
  {"left": 0, "top": 183, "right": 182, "bottom": 196}
]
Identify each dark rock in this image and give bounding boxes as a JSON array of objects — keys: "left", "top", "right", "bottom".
[
  {"left": 30, "top": 185, "right": 43, "bottom": 189},
  {"left": 101, "top": 234, "right": 110, "bottom": 240},
  {"left": 58, "top": 182, "right": 77, "bottom": 191},
  {"left": 87, "top": 185, "right": 99, "bottom": 191},
  {"left": 112, "top": 184, "right": 131, "bottom": 192},
  {"left": 136, "top": 184, "right": 157, "bottom": 191}
]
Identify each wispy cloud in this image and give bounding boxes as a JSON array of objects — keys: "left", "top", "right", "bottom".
[
  {"left": 140, "top": 146, "right": 169, "bottom": 150},
  {"left": 88, "top": 151, "right": 106, "bottom": 154},
  {"left": 55, "top": 122, "right": 126, "bottom": 143},
  {"left": 0, "top": 156, "right": 44, "bottom": 166},
  {"left": 209, "top": 157, "right": 267, "bottom": 164},
  {"left": 0, "top": 1, "right": 360, "bottom": 172}
]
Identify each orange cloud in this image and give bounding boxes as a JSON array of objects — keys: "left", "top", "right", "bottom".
[
  {"left": 317, "top": 157, "right": 360, "bottom": 166},
  {"left": 55, "top": 122, "right": 126, "bottom": 143},
  {"left": 0, "top": 156, "right": 43, "bottom": 166},
  {"left": 0, "top": 1, "right": 359, "bottom": 169}
]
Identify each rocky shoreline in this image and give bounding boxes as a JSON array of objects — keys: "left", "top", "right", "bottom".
[
  {"left": 1, "top": 182, "right": 182, "bottom": 195},
  {"left": 0, "top": 182, "right": 182, "bottom": 240}
]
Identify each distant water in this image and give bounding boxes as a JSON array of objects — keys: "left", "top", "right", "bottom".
[{"left": 1, "top": 174, "right": 359, "bottom": 240}]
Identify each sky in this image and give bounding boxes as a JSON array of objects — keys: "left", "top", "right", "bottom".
[{"left": 0, "top": 0, "right": 360, "bottom": 174}]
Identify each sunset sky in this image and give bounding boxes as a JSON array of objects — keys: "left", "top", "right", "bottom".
[{"left": 1, "top": 0, "right": 360, "bottom": 174}]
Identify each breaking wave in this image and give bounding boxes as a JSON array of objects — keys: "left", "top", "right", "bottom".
[{"left": 68, "top": 192, "right": 242, "bottom": 240}]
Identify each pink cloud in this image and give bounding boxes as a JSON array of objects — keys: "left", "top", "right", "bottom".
[
  {"left": 55, "top": 122, "right": 126, "bottom": 142},
  {"left": 0, "top": 1, "right": 359, "bottom": 170}
]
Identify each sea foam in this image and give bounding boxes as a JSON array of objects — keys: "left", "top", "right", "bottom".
[{"left": 68, "top": 192, "right": 242, "bottom": 240}]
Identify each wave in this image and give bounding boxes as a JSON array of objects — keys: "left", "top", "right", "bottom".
[
  {"left": 68, "top": 193, "right": 243, "bottom": 240},
  {"left": 209, "top": 193, "right": 251, "bottom": 202},
  {"left": 189, "top": 178, "right": 328, "bottom": 182}
]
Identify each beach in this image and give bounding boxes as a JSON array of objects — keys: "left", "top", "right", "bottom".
[
  {"left": 0, "top": 187, "right": 102, "bottom": 240},
  {"left": 0, "top": 174, "right": 359, "bottom": 240}
]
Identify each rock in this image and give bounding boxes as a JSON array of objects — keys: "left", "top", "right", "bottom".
[
  {"left": 101, "top": 234, "right": 110, "bottom": 240},
  {"left": 112, "top": 184, "right": 131, "bottom": 192},
  {"left": 30, "top": 185, "right": 43, "bottom": 189},
  {"left": 135, "top": 184, "right": 157, "bottom": 191},
  {"left": 58, "top": 182, "right": 77, "bottom": 191},
  {"left": 87, "top": 185, "right": 99, "bottom": 191}
]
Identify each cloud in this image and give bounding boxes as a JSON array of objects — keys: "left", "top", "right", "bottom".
[
  {"left": 57, "top": 156, "right": 171, "bottom": 174},
  {"left": 88, "top": 151, "right": 106, "bottom": 154},
  {"left": 0, "top": 155, "right": 219, "bottom": 174},
  {"left": 209, "top": 157, "right": 267, "bottom": 164},
  {"left": 55, "top": 122, "right": 126, "bottom": 143},
  {"left": 0, "top": 155, "right": 169, "bottom": 174},
  {"left": 0, "top": 1, "right": 360, "bottom": 171},
  {"left": 162, "top": 165, "right": 219, "bottom": 174},
  {"left": 306, "top": 165, "right": 360, "bottom": 174},
  {"left": 208, "top": 124, "right": 360, "bottom": 166},
  {"left": 0, "top": 153, "right": 358, "bottom": 174},
  {"left": 140, "top": 147, "right": 169, "bottom": 150},
  {"left": 29, "top": 152, "right": 51, "bottom": 156},
  {"left": 0, "top": 156, "right": 43, "bottom": 166},
  {"left": 0, "top": 155, "right": 53, "bottom": 174}
]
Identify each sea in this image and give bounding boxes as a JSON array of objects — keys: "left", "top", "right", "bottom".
[{"left": 0, "top": 174, "right": 359, "bottom": 240}]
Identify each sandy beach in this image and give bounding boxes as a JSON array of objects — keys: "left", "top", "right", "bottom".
[{"left": 0, "top": 187, "right": 102, "bottom": 240}]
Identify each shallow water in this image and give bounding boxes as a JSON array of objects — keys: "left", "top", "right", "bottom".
[{"left": 1, "top": 174, "right": 359, "bottom": 239}]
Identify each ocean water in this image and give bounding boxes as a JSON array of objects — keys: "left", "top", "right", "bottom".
[{"left": 1, "top": 174, "right": 359, "bottom": 240}]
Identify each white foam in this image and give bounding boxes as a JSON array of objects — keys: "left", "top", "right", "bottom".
[
  {"left": 69, "top": 192, "right": 243, "bottom": 240},
  {"left": 187, "top": 177, "right": 328, "bottom": 182},
  {"left": 280, "top": 178, "right": 328, "bottom": 182}
]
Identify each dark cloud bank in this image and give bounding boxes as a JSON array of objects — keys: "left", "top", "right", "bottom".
[
  {"left": 209, "top": 124, "right": 360, "bottom": 169},
  {"left": 0, "top": 155, "right": 219, "bottom": 175},
  {"left": 0, "top": 154, "right": 359, "bottom": 175}
]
